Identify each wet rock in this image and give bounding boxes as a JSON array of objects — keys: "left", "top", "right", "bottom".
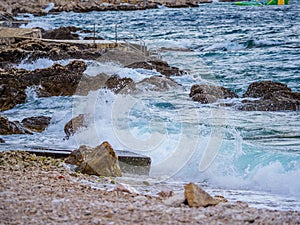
[
  {"left": 105, "top": 75, "right": 135, "bottom": 94},
  {"left": 184, "top": 182, "right": 219, "bottom": 207},
  {"left": 64, "top": 114, "right": 86, "bottom": 139},
  {"left": 21, "top": 116, "right": 51, "bottom": 133},
  {"left": 0, "top": 137, "right": 5, "bottom": 143},
  {"left": 0, "top": 116, "right": 32, "bottom": 135},
  {"left": 42, "top": 26, "right": 80, "bottom": 40},
  {"left": 240, "top": 81, "right": 300, "bottom": 111},
  {"left": 0, "top": 83, "right": 27, "bottom": 112},
  {"left": 75, "top": 73, "right": 109, "bottom": 96},
  {"left": 136, "top": 76, "right": 183, "bottom": 92},
  {"left": 65, "top": 142, "right": 122, "bottom": 177},
  {"left": 33, "top": 60, "right": 87, "bottom": 97},
  {"left": 190, "top": 84, "right": 238, "bottom": 104},
  {"left": 163, "top": 192, "right": 186, "bottom": 207},
  {"left": 0, "top": 60, "right": 86, "bottom": 111},
  {"left": 114, "top": 183, "right": 139, "bottom": 194},
  {"left": 1, "top": 39, "right": 102, "bottom": 65},
  {"left": 127, "top": 60, "right": 183, "bottom": 77}
]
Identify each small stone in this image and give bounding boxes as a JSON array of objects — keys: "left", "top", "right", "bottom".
[{"left": 184, "top": 182, "right": 218, "bottom": 207}]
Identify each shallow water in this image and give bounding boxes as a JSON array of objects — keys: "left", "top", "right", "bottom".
[{"left": 2, "top": 1, "right": 300, "bottom": 211}]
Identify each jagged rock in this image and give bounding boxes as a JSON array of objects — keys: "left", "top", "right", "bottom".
[
  {"left": 184, "top": 182, "right": 219, "bottom": 207},
  {"left": 190, "top": 84, "right": 238, "bottom": 104},
  {"left": 64, "top": 114, "right": 86, "bottom": 139},
  {"left": 105, "top": 75, "right": 135, "bottom": 94},
  {"left": 1, "top": 39, "right": 102, "bottom": 65},
  {"left": 0, "top": 60, "right": 87, "bottom": 111},
  {"left": 127, "top": 60, "right": 183, "bottom": 77},
  {"left": 0, "top": 83, "right": 27, "bottom": 112},
  {"left": 0, "top": 116, "right": 32, "bottom": 135},
  {"left": 33, "top": 60, "right": 87, "bottom": 97},
  {"left": 240, "top": 81, "right": 300, "bottom": 111},
  {"left": 21, "top": 116, "right": 51, "bottom": 133},
  {"left": 42, "top": 26, "right": 80, "bottom": 40},
  {"left": 136, "top": 76, "right": 183, "bottom": 92},
  {"left": 1, "top": 0, "right": 158, "bottom": 16},
  {"left": 65, "top": 142, "right": 122, "bottom": 177},
  {"left": 75, "top": 73, "right": 109, "bottom": 95}
]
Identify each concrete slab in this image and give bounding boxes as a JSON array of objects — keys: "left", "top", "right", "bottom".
[{"left": 24, "top": 147, "right": 151, "bottom": 176}]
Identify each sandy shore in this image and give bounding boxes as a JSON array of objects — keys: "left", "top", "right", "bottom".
[{"left": 0, "top": 151, "right": 299, "bottom": 224}]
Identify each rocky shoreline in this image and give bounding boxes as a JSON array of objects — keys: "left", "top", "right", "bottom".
[{"left": 1, "top": 151, "right": 299, "bottom": 224}]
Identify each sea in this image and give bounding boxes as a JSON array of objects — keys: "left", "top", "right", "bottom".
[{"left": 1, "top": 1, "right": 300, "bottom": 211}]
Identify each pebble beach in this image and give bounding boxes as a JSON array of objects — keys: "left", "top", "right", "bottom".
[{"left": 1, "top": 151, "right": 300, "bottom": 224}]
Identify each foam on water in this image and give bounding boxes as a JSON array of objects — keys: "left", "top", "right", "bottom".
[{"left": 17, "top": 58, "right": 71, "bottom": 71}]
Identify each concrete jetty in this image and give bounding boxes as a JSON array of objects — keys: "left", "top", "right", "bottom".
[{"left": 24, "top": 148, "right": 151, "bottom": 176}]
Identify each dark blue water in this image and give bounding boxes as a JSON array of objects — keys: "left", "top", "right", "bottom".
[{"left": 4, "top": 1, "right": 300, "bottom": 210}]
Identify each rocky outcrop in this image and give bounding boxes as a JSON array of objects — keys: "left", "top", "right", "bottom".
[
  {"left": 0, "top": 0, "right": 158, "bottom": 17},
  {"left": 127, "top": 60, "right": 184, "bottom": 77},
  {"left": 21, "top": 116, "right": 51, "bottom": 133},
  {"left": 0, "top": 39, "right": 102, "bottom": 65},
  {"left": 136, "top": 76, "right": 183, "bottom": 92},
  {"left": 0, "top": 60, "right": 86, "bottom": 111},
  {"left": 240, "top": 81, "right": 300, "bottom": 111},
  {"left": 64, "top": 114, "right": 86, "bottom": 139},
  {"left": 0, "top": 116, "right": 32, "bottom": 135},
  {"left": 41, "top": 26, "right": 81, "bottom": 40},
  {"left": 105, "top": 75, "right": 135, "bottom": 94},
  {"left": 0, "top": 82, "right": 27, "bottom": 112},
  {"left": 65, "top": 142, "right": 122, "bottom": 177},
  {"left": 190, "top": 84, "right": 238, "bottom": 104},
  {"left": 184, "top": 183, "right": 219, "bottom": 207}
]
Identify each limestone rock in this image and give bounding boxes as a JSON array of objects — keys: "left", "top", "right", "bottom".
[
  {"left": 65, "top": 142, "right": 122, "bottom": 177},
  {"left": 127, "top": 60, "right": 183, "bottom": 77},
  {"left": 105, "top": 75, "right": 135, "bottom": 94},
  {"left": 0, "top": 83, "right": 27, "bottom": 112},
  {"left": 136, "top": 76, "right": 183, "bottom": 92},
  {"left": 64, "top": 114, "right": 86, "bottom": 139},
  {"left": 0, "top": 60, "right": 87, "bottom": 112},
  {"left": 42, "top": 26, "right": 81, "bottom": 40},
  {"left": 0, "top": 116, "right": 32, "bottom": 135},
  {"left": 190, "top": 84, "right": 238, "bottom": 104},
  {"left": 240, "top": 81, "right": 300, "bottom": 111},
  {"left": 21, "top": 116, "right": 51, "bottom": 133},
  {"left": 184, "top": 182, "right": 219, "bottom": 207}
]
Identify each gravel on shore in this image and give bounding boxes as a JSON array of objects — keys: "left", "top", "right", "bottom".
[{"left": 1, "top": 151, "right": 299, "bottom": 225}]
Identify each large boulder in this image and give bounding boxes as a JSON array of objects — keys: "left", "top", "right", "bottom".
[
  {"left": 64, "top": 114, "right": 86, "bottom": 139},
  {"left": 21, "top": 116, "right": 51, "bottom": 133},
  {"left": 240, "top": 81, "right": 300, "bottom": 111},
  {"left": 190, "top": 84, "right": 238, "bottom": 104},
  {"left": 0, "top": 116, "right": 32, "bottom": 135},
  {"left": 184, "top": 183, "right": 219, "bottom": 207},
  {"left": 65, "top": 142, "right": 122, "bottom": 177}
]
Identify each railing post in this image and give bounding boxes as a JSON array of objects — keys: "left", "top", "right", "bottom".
[
  {"left": 115, "top": 23, "right": 118, "bottom": 44},
  {"left": 93, "top": 24, "right": 96, "bottom": 46}
]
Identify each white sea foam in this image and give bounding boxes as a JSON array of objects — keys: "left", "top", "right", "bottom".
[{"left": 17, "top": 58, "right": 70, "bottom": 71}]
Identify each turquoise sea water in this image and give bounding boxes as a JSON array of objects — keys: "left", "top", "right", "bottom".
[{"left": 1, "top": 1, "right": 300, "bottom": 210}]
